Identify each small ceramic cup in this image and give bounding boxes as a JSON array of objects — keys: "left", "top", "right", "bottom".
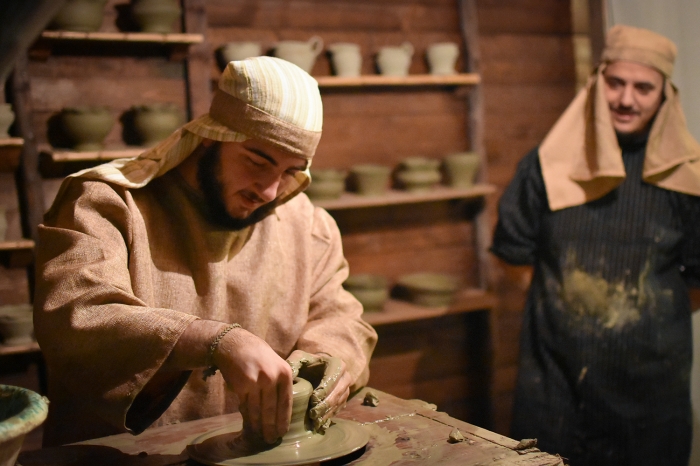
[
  {"left": 350, "top": 164, "right": 392, "bottom": 196},
  {"left": 328, "top": 42, "right": 362, "bottom": 77},
  {"left": 443, "top": 152, "right": 480, "bottom": 188},
  {"left": 426, "top": 42, "right": 460, "bottom": 75}
]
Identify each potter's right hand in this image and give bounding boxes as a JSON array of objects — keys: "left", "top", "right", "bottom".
[{"left": 212, "top": 327, "right": 294, "bottom": 444}]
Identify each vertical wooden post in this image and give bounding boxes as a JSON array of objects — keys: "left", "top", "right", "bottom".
[
  {"left": 588, "top": 0, "right": 607, "bottom": 65},
  {"left": 182, "top": 0, "right": 213, "bottom": 120}
]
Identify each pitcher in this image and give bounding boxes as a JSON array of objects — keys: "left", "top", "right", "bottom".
[
  {"left": 274, "top": 36, "right": 324, "bottom": 73},
  {"left": 328, "top": 42, "right": 362, "bottom": 77},
  {"left": 376, "top": 42, "right": 413, "bottom": 76}
]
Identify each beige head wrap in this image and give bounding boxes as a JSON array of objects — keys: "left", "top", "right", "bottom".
[
  {"left": 539, "top": 25, "right": 700, "bottom": 211},
  {"left": 48, "top": 56, "right": 324, "bottom": 215}
]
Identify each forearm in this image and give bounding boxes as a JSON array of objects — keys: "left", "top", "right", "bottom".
[{"left": 161, "top": 319, "right": 230, "bottom": 371}]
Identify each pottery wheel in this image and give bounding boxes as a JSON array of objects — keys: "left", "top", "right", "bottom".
[{"left": 187, "top": 418, "right": 369, "bottom": 465}]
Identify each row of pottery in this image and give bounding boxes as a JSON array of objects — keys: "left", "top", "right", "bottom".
[
  {"left": 344, "top": 272, "right": 460, "bottom": 311},
  {"left": 220, "top": 38, "right": 460, "bottom": 76},
  {"left": 58, "top": 104, "right": 183, "bottom": 151},
  {"left": 0, "top": 304, "right": 34, "bottom": 347},
  {"left": 306, "top": 152, "right": 480, "bottom": 200},
  {"left": 51, "top": 0, "right": 181, "bottom": 33}
]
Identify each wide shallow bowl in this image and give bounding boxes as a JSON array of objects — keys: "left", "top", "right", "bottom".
[
  {"left": 343, "top": 274, "right": 389, "bottom": 312},
  {"left": 0, "top": 385, "right": 49, "bottom": 466},
  {"left": 395, "top": 272, "right": 460, "bottom": 307}
]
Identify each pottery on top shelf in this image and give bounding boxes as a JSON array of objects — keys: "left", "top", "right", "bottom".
[
  {"left": 59, "top": 106, "right": 114, "bottom": 152},
  {"left": 305, "top": 168, "right": 347, "bottom": 201},
  {"left": 426, "top": 42, "right": 460, "bottom": 75},
  {"left": 132, "top": 103, "right": 183, "bottom": 147},
  {"left": 376, "top": 42, "right": 413, "bottom": 76},
  {"left": 349, "top": 164, "right": 392, "bottom": 197},
  {"left": 395, "top": 156, "right": 441, "bottom": 192},
  {"left": 51, "top": 0, "right": 108, "bottom": 32},
  {"left": 343, "top": 274, "right": 389, "bottom": 312},
  {"left": 443, "top": 151, "right": 480, "bottom": 188},
  {"left": 131, "top": 0, "right": 182, "bottom": 34},
  {"left": 273, "top": 36, "right": 323, "bottom": 74},
  {"left": 395, "top": 272, "right": 460, "bottom": 307},
  {"left": 328, "top": 42, "right": 362, "bottom": 77}
]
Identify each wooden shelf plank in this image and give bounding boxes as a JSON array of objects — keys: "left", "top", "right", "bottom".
[
  {"left": 0, "top": 239, "right": 35, "bottom": 268},
  {"left": 0, "top": 138, "right": 24, "bottom": 173},
  {"left": 363, "top": 288, "right": 496, "bottom": 326},
  {"left": 40, "top": 31, "right": 204, "bottom": 44},
  {"left": 315, "top": 73, "right": 480, "bottom": 88},
  {"left": 0, "top": 239, "right": 34, "bottom": 251},
  {"left": 312, "top": 183, "right": 495, "bottom": 210},
  {"left": 43, "top": 147, "right": 144, "bottom": 163},
  {"left": 0, "top": 341, "right": 40, "bottom": 356}
]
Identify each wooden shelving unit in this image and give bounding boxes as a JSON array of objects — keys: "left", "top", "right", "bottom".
[
  {"left": 363, "top": 288, "right": 497, "bottom": 326},
  {"left": 41, "top": 146, "right": 144, "bottom": 163},
  {"left": 0, "top": 239, "right": 35, "bottom": 268},
  {"left": 0, "top": 341, "right": 41, "bottom": 357},
  {"left": 313, "top": 184, "right": 495, "bottom": 210},
  {"left": 315, "top": 73, "right": 480, "bottom": 88},
  {"left": 40, "top": 30, "right": 204, "bottom": 45},
  {"left": 0, "top": 138, "right": 24, "bottom": 172}
]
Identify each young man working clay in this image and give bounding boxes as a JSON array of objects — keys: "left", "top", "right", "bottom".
[
  {"left": 491, "top": 25, "right": 700, "bottom": 465},
  {"left": 33, "top": 57, "right": 378, "bottom": 447}
]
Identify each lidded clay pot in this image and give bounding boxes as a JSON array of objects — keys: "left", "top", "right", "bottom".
[
  {"left": 60, "top": 106, "right": 114, "bottom": 152},
  {"left": 51, "top": 0, "right": 108, "bottom": 32},
  {"left": 396, "top": 156, "right": 441, "bottom": 192}
]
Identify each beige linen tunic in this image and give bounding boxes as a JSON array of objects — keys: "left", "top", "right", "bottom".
[{"left": 34, "top": 170, "right": 377, "bottom": 446}]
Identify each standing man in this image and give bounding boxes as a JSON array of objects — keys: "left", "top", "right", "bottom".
[
  {"left": 491, "top": 25, "right": 700, "bottom": 465},
  {"left": 34, "top": 57, "right": 377, "bottom": 447}
]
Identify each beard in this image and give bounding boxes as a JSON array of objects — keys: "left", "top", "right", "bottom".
[{"left": 196, "top": 142, "right": 279, "bottom": 230}]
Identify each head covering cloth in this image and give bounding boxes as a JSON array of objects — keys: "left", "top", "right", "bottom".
[
  {"left": 47, "top": 56, "right": 323, "bottom": 216},
  {"left": 538, "top": 24, "right": 700, "bottom": 211}
]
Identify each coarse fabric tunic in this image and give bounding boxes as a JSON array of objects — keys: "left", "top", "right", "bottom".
[
  {"left": 491, "top": 133, "right": 700, "bottom": 466},
  {"left": 34, "top": 170, "right": 377, "bottom": 447}
]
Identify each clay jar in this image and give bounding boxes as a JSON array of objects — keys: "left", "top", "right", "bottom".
[
  {"left": 219, "top": 42, "right": 262, "bottom": 65},
  {"left": 328, "top": 43, "right": 362, "bottom": 77},
  {"left": 350, "top": 164, "right": 392, "bottom": 196},
  {"left": 395, "top": 156, "right": 441, "bottom": 192},
  {"left": 0, "top": 104, "right": 14, "bottom": 139},
  {"left": 426, "top": 42, "right": 460, "bottom": 75},
  {"left": 0, "top": 385, "right": 49, "bottom": 466},
  {"left": 131, "top": 0, "right": 182, "bottom": 34},
  {"left": 133, "top": 103, "right": 183, "bottom": 147},
  {"left": 305, "top": 168, "right": 347, "bottom": 201},
  {"left": 343, "top": 274, "right": 389, "bottom": 312},
  {"left": 443, "top": 152, "right": 480, "bottom": 188},
  {"left": 274, "top": 36, "right": 324, "bottom": 74},
  {"left": 0, "top": 304, "right": 34, "bottom": 347},
  {"left": 376, "top": 42, "right": 413, "bottom": 76},
  {"left": 52, "top": 0, "right": 108, "bottom": 32},
  {"left": 396, "top": 272, "right": 460, "bottom": 307},
  {"left": 60, "top": 106, "right": 114, "bottom": 152}
]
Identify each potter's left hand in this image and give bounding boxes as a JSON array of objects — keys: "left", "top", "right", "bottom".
[{"left": 287, "top": 350, "right": 352, "bottom": 432}]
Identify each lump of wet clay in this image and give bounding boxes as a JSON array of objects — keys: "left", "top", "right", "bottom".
[
  {"left": 448, "top": 428, "right": 465, "bottom": 443},
  {"left": 362, "top": 391, "right": 379, "bottom": 407},
  {"left": 515, "top": 438, "right": 538, "bottom": 450}
]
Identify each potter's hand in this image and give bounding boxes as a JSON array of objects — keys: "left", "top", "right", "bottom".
[
  {"left": 212, "top": 327, "right": 293, "bottom": 444},
  {"left": 286, "top": 350, "right": 353, "bottom": 432}
]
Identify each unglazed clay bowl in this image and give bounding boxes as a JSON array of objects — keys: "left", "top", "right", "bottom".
[
  {"left": 396, "top": 272, "right": 460, "bottom": 307},
  {"left": 0, "top": 385, "right": 49, "bottom": 466},
  {"left": 443, "top": 152, "right": 480, "bottom": 188},
  {"left": 349, "top": 164, "right": 392, "bottom": 196},
  {"left": 395, "top": 169, "right": 441, "bottom": 192},
  {"left": 306, "top": 169, "right": 347, "bottom": 200},
  {"left": 343, "top": 274, "right": 389, "bottom": 312},
  {"left": 0, "top": 305, "right": 34, "bottom": 347}
]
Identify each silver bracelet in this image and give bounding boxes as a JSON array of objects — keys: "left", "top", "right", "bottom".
[{"left": 202, "top": 323, "right": 241, "bottom": 381}]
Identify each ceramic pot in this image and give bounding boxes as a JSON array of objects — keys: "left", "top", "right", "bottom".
[
  {"left": 0, "top": 104, "right": 15, "bottom": 139},
  {"left": 344, "top": 274, "right": 389, "bottom": 312},
  {"left": 60, "top": 106, "right": 114, "bottom": 152},
  {"left": 426, "top": 42, "right": 459, "bottom": 75},
  {"left": 350, "top": 164, "right": 392, "bottom": 196},
  {"left": 376, "top": 42, "right": 413, "bottom": 76},
  {"left": 133, "top": 103, "right": 183, "bottom": 147},
  {"left": 0, "top": 206, "right": 7, "bottom": 242},
  {"left": 306, "top": 168, "right": 347, "bottom": 201},
  {"left": 0, "top": 304, "right": 33, "bottom": 347},
  {"left": 396, "top": 272, "right": 459, "bottom": 307},
  {"left": 52, "top": 0, "right": 108, "bottom": 32},
  {"left": 443, "top": 152, "right": 480, "bottom": 188},
  {"left": 219, "top": 42, "right": 262, "bottom": 65},
  {"left": 131, "top": 0, "right": 182, "bottom": 34},
  {"left": 328, "top": 43, "right": 362, "bottom": 77},
  {"left": 274, "top": 36, "right": 324, "bottom": 73},
  {"left": 396, "top": 156, "right": 441, "bottom": 192},
  {"left": 0, "top": 385, "right": 49, "bottom": 466}
]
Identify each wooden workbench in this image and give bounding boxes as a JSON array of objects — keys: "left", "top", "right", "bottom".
[{"left": 17, "top": 388, "right": 565, "bottom": 465}]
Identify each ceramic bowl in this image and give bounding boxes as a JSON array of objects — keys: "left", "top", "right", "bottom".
[
  {"left": 399, "top": 156, "right": 440, "bottom": 171},
  {"left": 349, "top": 164, "right": 392, "bottom": 196},
  {"left": 0, "top": 385, "right": 49, "bottom": 466},
  {"left": 443, "top": 152, "right": 480, "bottom": 188},
  {"left": 60, "top": 106, "right": 114, "bottom": 152},
  {"left": 306, "top": 169, "right": 347, "bottom": 200},
  {"left": 343, "top": 274, "right": 389, "bottom": 312},
  {"left": 396, "top": 169, "right": 441, "bottom": 192},
  {"left": 395, "top": 272, "right": 460, "bottom": 307}
]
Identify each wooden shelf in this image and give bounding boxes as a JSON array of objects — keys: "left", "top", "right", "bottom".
[
  {"left": 0, "top": 138, "right": 24, "bottom": 173},
  {"left": 40, "top": 31, "right": 204, "bottom": 45},
  {"left": 0, "top": 239, "right": 35, "bottom": 268},
  {"left": 363, "top": 288, "right": 496, "bottom": 326},
  {"left": 315, "top": 73, "right": 480, "bottom": 88},
  {"left": 0, "top": 341, "right": 40, "bottom": 357},
  {"left": 43, "top": 146, "right": 144, "bottom": 163},
  {"left": 312, "top": 183, "right": 495, "bottom": 210}
]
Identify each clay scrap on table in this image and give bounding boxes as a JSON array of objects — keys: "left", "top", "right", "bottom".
[
  {"left": 362, "top": 391, "right": 379, "bottom": 407},
  {"left": 448, "top": 428, "right": 465, "bottom": 443},
  {"left": 514, "top": 438, "right": 540, "bottom": 455}
]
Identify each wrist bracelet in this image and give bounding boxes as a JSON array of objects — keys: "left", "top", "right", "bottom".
[{"left": 202, "top": 323, "right": 241, "bottom": 381}]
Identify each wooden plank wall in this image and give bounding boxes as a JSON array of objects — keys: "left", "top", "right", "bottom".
[{"left": 0, "top": 0, "right": 577, "bottom": 437}]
